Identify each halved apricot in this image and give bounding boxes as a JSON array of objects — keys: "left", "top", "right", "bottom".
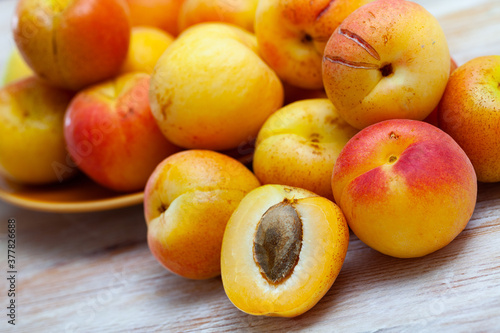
[{"left": 221, "top": 184, "right": 349, "bottom": 317}]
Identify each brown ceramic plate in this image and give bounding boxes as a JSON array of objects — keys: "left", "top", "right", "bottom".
[{"left": 0, "top": 174, "right": 144, "bottom": 213}]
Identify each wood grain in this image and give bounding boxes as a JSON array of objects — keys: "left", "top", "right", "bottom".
[{"left": 1, "top": 0, "right": 500, "bottom": 332}]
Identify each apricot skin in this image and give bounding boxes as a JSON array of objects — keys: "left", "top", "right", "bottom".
[
  {"left": 144, "top": 150, "right": 260, "bottom": 280},
  {"left": 438, "top": 55, "right": 500, "bottom": 182},
  {"left": 332, "top": 119, "right": 477, "bottom": 258},
  {"left": 322, "top": 0, "right": 450, "bottom": 129},
  {"left": 13, "top": 0, "right": 131, "bottom": 91},
  {"left": 149, "top": 23, "right": 283, "bottom": 151},
  {"left": 253, "top": 99, "right": 358, "bottom": 200}
]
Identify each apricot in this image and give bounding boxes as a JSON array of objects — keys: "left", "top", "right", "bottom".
[
  {"left": 64, "top": 73, "right": 180, "bottom": 192},
  {"left": 221, "top": 185, "right": 349, "bottom": 317},
  {"left": 149, "top": 23, "right": 283, "bottom": 151},
  {"left": 178, "top": 0, "right": 259, "bottom": 33},
  {"left": 0, "top": 77, "right": 76, "bottom": 184},
  {"left": 255, "top": 0, "right": 373, "bottom": 89},
  {"left": 126, "top": 0, "right": 184, "bottom": 36},
  {"left": 144, "top": 150, "right": 260, "bottom": 279},
  {"left": 13, "top": 0, "right": 131, "bottom": 91},
  {"left": 253, "top": 99, "right": 358, "bottom": 200},
  {"left": 322, "top": 0, "right": 450, "bottom": 129},
  {"left": 438, "top": 55, "right": 500, "bottom": 182},
  {"left": 332, "top": 119, "right": 477, "bottom": 258},
  {"left": 120, "top": 27, "right": 174, "bottom": 74}
]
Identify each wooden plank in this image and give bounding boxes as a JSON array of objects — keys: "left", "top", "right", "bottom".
[{"left": 1, "top": 0, "right": 500, "bottom": 331}]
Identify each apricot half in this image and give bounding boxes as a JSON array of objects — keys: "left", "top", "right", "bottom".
[{"left": 221, "top": 185, "right": 349, "bottom": 317}]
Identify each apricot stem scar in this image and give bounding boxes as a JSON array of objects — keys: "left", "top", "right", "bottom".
[
  {"left": 339, "top": 28, "right": 380, "bottom": 61},
  {"left": 158, "top": 202, "right": 168, "bottom": 214},
  {"left": 380, "top": 63, "right": 393, "bottom": 77},
  {"left": 302, "top": 33, "right": 313, "bottom": 43},
  {"left": 389, "top": 132, "right": 400, "bottom": 139}
]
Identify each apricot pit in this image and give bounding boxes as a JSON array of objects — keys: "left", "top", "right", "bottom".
[{"left": 253, "top": 200, "right": 302, "bottom": 284}]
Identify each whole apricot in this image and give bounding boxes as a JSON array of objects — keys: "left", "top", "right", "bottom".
[
  {"left": 144, "top": 150, "right": 260, "bottom": 279},
  {"left": 253, "top": 99, "right": 358, "bottom": 200},
  {"left": 149, "top": 23, "right": 283, "bottom": 151},
  {"left": 438, "top": 55, "right": 500, "bottom": 182},
  {"left": 332, "top": 119, "right": 477, "bottom": 258}
]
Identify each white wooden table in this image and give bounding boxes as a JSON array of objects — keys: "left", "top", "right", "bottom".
[{"left": 1, "top": 0, "right": 500, "bottom": 331}]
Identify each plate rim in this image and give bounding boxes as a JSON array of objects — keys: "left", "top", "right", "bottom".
[
  {"left": 0, "top": 189, "right": 144, "bottom": 213},
  {"left": 0, "top": 173, "right": 145, "bottom": 213}
]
